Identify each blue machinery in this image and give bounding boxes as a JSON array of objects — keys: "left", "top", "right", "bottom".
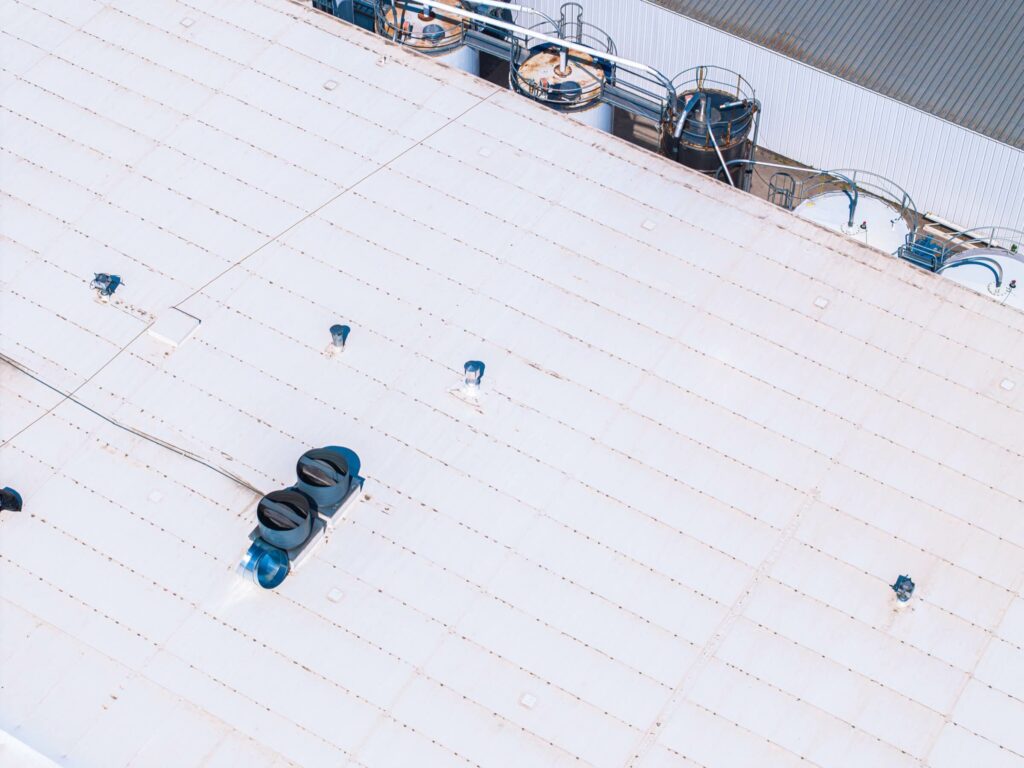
[
  {"left": 899, "top": 226, "right": 1024, "bottom": 293},
  {"left": 239, "top": 447, "right": 363, "bottom": 589}
]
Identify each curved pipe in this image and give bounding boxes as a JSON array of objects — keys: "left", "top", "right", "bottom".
[
  {"left": 829, "top": 168, "right": 919, "bottom": 236},
  {"left": 674, "top": 98, "right": 753, "bottom": 138},
  {"left": 672, "top": 93, "right": 702, "bottom": 140},
  {"left": 937, "top": 256, "right": 1004, "bottom": 287},
  {"left": 703, "top": 97, "right": 734, "bottom": 188}
]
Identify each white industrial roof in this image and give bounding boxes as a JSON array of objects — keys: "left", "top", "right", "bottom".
[{"left": 2, "top": 1, "right": 1024, "bottom": 767}]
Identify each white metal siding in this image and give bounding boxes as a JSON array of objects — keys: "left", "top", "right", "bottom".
[{"left": 529, "top": 0, "right": 1024, "bottom": 231}]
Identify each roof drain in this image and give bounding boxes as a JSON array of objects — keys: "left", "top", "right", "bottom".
[{"left": 239, "top": 447, "right": 364, "bottom": 590}]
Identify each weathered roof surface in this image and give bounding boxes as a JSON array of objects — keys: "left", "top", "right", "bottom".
[
  {"left": 649, "top": 0, "right": 1024, "bottom": 149},
  {"left": 2, "top": 1, "right": 1024, "bottom": 767}
]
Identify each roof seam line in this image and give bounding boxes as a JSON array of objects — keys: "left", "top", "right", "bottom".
[{"left": 170, "top": 89, "right": 499, "bottom": 312}]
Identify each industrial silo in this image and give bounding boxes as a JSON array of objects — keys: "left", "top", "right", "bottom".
[
  {"left": 509, "top": 2, "right": 616, "bottom": 132},
  {"left": 789, "top": 169, "right": 918, "bottom": 255},
  {"left": 375, "top": 0, "right": 480, "bottom": 74},
  {"left": 663, "top": 66, "right": 760, "bottom": 187}
]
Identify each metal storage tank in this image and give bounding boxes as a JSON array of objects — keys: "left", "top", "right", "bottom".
[
  {"left": 375, "top": 0, "right": 480, "bottom": 74},
  {"left": 789, "top": 169, "right": 918, "bottom": 255},
  {"left": 663, "top": 66, "right": 759, "bottom": 187},
  {"left": 900, "top": 226, "right": 1023, "bottom": 310},
  {"left": 510, "top": 3, "right": 616, "bottom": 132}
]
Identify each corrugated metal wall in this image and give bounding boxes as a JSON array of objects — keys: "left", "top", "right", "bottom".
[{"left": 527, "top": 0, "right": 1024, "bottom": 231}]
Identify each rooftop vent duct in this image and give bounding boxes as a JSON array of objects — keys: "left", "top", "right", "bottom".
[
  {"left": 240, "top": 540, "right": 291, "bottom": 589},
  {"left": 257, "top": 489, "right": 316, "bottom": 551},
  {"left": 463, "top": 360, "right": 484, "bottom": 391},
  {"left": 90, "top": 273, "right": 122, "bottom": 299},
  {"left": 891, "top": 574, "right": 915, "bottom": 602},
  {"left": 295, "top": 447, "right": 352, "bottom": 515},
  {"left": 329, "top": 324, "right": 350, "bottom": 352},
  {"left": 792, "top": 169, "right": 918, "bottom": 255},
  {"left": 239, "top": 448, "right": 364, "bottom": 590},
  {"left": 0, "top": 487, "right": 23, "bottom": 512}
]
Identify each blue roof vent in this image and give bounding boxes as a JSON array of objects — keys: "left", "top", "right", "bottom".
[
  {"left": 240, "top": 540, "right": 290, "bottom": 589},
  {"left": 257, "top": 489, "right": 316, "bottom": 551},
  {"left": 295, "top": 447, "right": 351, "bottom": 516},
  {"left": 90, "top": 273, "right": 122, "bottom": 298},
  {"left": 891, "top": 575, "right": 915, "bottom": 602},
  {"left": 329, "top": 324, "right": 350, "bottom": 351},
  {"left": 464, "top": 360, "right": 485, "bottom": 392},
  {"left": 0, "top": 487, "right": 23, "bottom": 512}
]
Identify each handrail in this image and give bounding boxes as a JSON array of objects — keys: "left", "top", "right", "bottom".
[
  {"left": 826, "top": 168, "right": 918, "bottom": 235},
  {"left": 903, "top": 226, "right": 1024, "bottom": 258},
  {"left": 418, "top": 0, "right": 676, "bottom": 99},
  {"left": 670, "top": 66, "right": 756, "bottom": 140},
  {"left": 376, "top": 1, "right": 467, "bottom": 53},
  {"left": 717, "top": 160, "right": 859, "bottom": 225},
  {"left": 470, "top": 0, "right": 557, "bottom": 28}
]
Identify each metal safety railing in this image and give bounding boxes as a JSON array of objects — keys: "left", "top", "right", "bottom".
[
  {"left": 813, "top": 169, "right": 918, "bottom": 235},
  {"left": 718, "top": 161, "right": 859, "bottom": 220},
  {"left": 719, "top": 161, "right": 920, "bottom": 240},
  {"left": 329, "top": 0, "right": 677, "bottom": 125},
  {"left": 508, "top": 4, "right": 615, "bottom": 111},
  {"left": 375, "top": 0, "right": 469, "bottom": 53},
  {"left": 898, "top": 226, "right": 1024, "bottom": 286},
  {"left": 668, "top": 66, "right": 760, "bottom": 188},
  {"left": 426, "top": 0, "right": 678, "bottom": 122}
]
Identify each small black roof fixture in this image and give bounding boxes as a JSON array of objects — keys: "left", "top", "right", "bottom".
[
  {"left": 0, "top": 487, "right": 22, "bottom": 512},
  {"left": 891, "top": 575, "right": 915, "bottom": 602}
]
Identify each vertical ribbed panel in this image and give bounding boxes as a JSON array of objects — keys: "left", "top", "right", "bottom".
[{"left": 525, "top": 0, "right": 1024, "bottom": 231}]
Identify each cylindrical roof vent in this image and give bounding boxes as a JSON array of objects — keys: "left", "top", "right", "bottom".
[
  {"left": 257, "top": 489, "right": 316, "bottom": 551},
  {"left": 295, "top": 447, "right": 352, "bottom": 514},
  {"left": 241, "top": 540, "right": 291, "bottom": 589}
]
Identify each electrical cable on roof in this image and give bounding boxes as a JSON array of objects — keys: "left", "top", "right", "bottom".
[{"left": 0, "top": 353, "right": 264, "bottom": 497}]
